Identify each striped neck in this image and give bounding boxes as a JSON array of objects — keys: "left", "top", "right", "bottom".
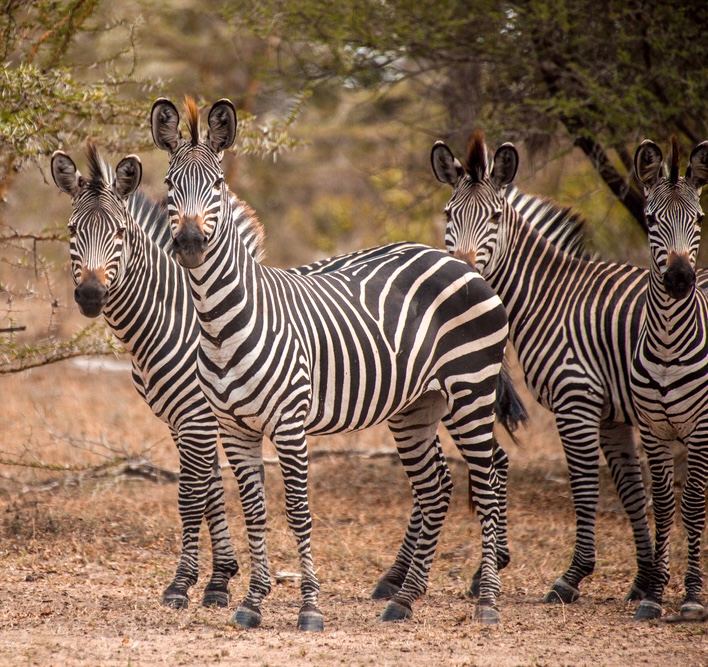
[
  {"left": 644, "top": 261, "right": 702, "bottom": 360},
  {"left": 485, "top": 205, "right": 580, "bottom": 342}
]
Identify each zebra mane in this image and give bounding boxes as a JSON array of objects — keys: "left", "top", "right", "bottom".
[
  {"left": 504, "top": 184, "right": 593, "bottom": 260},
  {"left": 127, "top": 189, "right": 172, "bottom": 251},
  {"left": 669, "top": 135, "right": 680, "bottom": 185},
  {"left": 184, "top": 96, "right": 200, "bottom": 146},
  {"left": 465, "top": 129, "right": 488, "bottom": 183},
  {"left": 85, "top": 141, "right": 113, "bottom": 189}
]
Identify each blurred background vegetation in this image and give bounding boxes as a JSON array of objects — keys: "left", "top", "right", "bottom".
[{"left": 2, "top": 0, "right": 708, "bottom": 371}]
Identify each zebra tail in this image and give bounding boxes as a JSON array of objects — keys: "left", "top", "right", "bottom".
[{"left": 494, "top": 357, "right": 529, "bottom": 445}]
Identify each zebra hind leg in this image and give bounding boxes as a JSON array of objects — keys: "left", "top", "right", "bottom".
[
  {"left": 201, "top": 449, "right": 240, "bottom": 608},
  {"left": 468, "top": 440, "right": 510, "bottom": 598},
  {"left": 380, "top": 393, "right": 452, "bottom": 623},
  {"left": 370, "top": 497, "right": 423, "bottom": 600}
]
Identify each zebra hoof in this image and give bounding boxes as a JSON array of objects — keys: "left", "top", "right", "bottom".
[
  {"left": 634, "top": 599, "right": 662, "bottom": 621},
  {"left": 474, "top": 600, "right": 500, "bottom": 625},
  {"left": 543, "top": 578, "right": 580, "bottom": 604},
  {"left": 623, "top": 583, "right": 646, "bottom": 603},
  {"left": 380, "top": 600, "right": 413, "bottom": 622},
  {"left": 680, "top": 599, "right": 705, "bottom": 620},
  {"left": 230, "top": 603, "right": 262, "bottom": 629},
  {"left": 201, "top": 587, "right": 230, "bottom": 608},
  {"left": 297, "top": 604, "right": 324, "bottom": 632},
  {"left": 371, "top": 577, "right": 401, "bottom": 600},
  {"left": 161, "top": 589, "right": 189, "bottom": 609}
]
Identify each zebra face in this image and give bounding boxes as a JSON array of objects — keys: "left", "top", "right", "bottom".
[
  {"left": 52, "top": 145, "right": 142, "bottom": 318},
  {"left": 151, "top": 97, "right": 238, "bottom": 269},
  {"left": 164, "top": 144, "right": 225, "bottom": 269},
  {"left": 635, "top": 138, "right": 708, "bottom": 301},
  {"left": 432, "top": 133, "right": 518, "bottom": 275}
]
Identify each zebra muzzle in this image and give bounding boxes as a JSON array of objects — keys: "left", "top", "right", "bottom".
[
  {"left": 75, "top": 276, "right": 109, "bottom": 318},
  {"left": 664, "top": 253, "right": 695, "bottom": 300},
  {"left": 173, "top": 218, "right": 208, "bottom": 269}
]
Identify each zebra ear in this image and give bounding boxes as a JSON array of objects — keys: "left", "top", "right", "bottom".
[
  {"left": 207, "top": 99, "right": 237, "bottom": 155},
  {"left": 687, "top": 141, "right": 708, "bottom": 191},
  {"left": 634, "top": 140, "right": 664, "bottom": 193},
  {"left": 151, "top": 98, "right": 183, "bottom": 153},
  {"left": 51, "top": 151, "right": 85, "bottom": 197},
  {"left": 491, "top": 143, "right": 518, "bottom": 189},
  {"left": 431, "top": 142, "right": 464, "bottom": 187},
  {"left": 114, "top": 155, "right": 142, "bottom": 198}
]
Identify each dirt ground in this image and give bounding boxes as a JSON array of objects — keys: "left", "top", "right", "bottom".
[{"left": 0, "top": 360, "right": 706, "bottom": 666}]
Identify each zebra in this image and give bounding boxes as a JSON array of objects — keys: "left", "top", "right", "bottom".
[
  {"left": 50, "top": 142, "right": 265, "bottom": 609},
  {"left": 431, "top": 130, "right": 668, "bottom": 607},
  {"left": 631, "top": 137, "right": 708, "bottom": 621},
  {"left": 149, "top": 96, "right": 514, "bottom": 630}
]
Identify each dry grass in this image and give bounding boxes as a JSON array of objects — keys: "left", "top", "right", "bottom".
[{"left": 0, "top": 362, "right": 706, "bottom": 666}]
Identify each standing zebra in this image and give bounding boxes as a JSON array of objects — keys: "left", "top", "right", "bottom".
[
  {"left": 51, "top": 143, "right": 266, "bottom": 608},
  {"left": 431, "top": 131, "right": 663, "bottom": 606},
  {"left": 150, "top": 97, "right": 512, "bottom": 630},
  {"left": 631, "top": 138, "right": 708, "bottom": 621}
]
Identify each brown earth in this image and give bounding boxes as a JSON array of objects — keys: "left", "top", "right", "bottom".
[{"left": 0, "top": 361, "right": 706, "bottom": 666}]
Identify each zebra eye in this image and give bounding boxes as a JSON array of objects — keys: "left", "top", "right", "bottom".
[
  {"left": 164, "top": 177, "right": 173, "bottom": 188},
  {"left": 697, "top": 214, "right": 704, "bottom": 226},
  {"left": 490, "top": 212, "right": 502, "bottom": 223},
  {"left": 68, "top": 224, "right": 77, "bottom": 236},
  {"left": 115, "top": 227, "right": 126, "bottom": 240},
  {"left": 645, "top": 213, "right": 657, "bottom": 229},
  {"left": 444, "top": 209, "right": 452, "bottom": 222},
  {"left": 214, "top": 177, "right": 224, "bottom": 189}
]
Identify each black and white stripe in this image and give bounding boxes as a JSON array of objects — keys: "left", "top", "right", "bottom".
[
  {"left": 631, "top": 138, "right": 708, "bottom": 621},
  {"left": 51, "top": 143, "right": 264, "bottom": 609},
  {"left": 150, "top": 97, "right": 513, "bottom": 629},
  {"left": 431, "top": 131, "right": 663, "bottom": 606}
]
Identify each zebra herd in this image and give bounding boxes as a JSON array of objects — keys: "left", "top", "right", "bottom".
[{"left": 49, "top": 96, "right": 708, "bottom": 630}]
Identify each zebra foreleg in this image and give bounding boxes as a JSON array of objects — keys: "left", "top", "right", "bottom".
[
  {"left": 270, "top": 427, "right": 323, "bottom": 632},
  {"left": 599, "top": 422, "right": 653, "bottom": 602},
  {"left": 163, "top": 427, "right": 238, "bottom": 609},
  {"left": 679, "top": 442, "right": 708, "bottom": 618},
  {"left": 543, "top": 412, "right": 601, "bottom": 604},
  {"left": 469, "top": 441, "right": 510, "bottom": 598},
  {"left": 220, "top": 433, "right": 272, "bottom": 630},
  {"left": 635, "top": 437, "right": 674, "bottom": 621},
  {"left": 201, "top": 448, "right": 240, "bottom": 608},
  {"left": 381, "top": 394, "right": 452, "bottom": 622}
]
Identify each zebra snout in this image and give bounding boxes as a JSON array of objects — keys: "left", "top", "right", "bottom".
[
  {"left": 664, "top": 253, "right": 696, "bottom": 300},
  {"left": 74, "top": 276, "right": 109, "bottom": 318},
  {"left": 173, "top": 218, "right": 208, "bottom": 269}
]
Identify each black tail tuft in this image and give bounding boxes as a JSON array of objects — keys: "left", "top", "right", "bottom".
[{"left": 494, "top": 357, "right": 529, "bottom": 444}]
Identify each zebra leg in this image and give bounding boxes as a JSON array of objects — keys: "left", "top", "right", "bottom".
[
  {"left": 444, "top": 387, "right": 501, "bottom": 624},
  {"left": 371, "top": 496, "right": 423, "bottom": 600},
  {"left": 220, "top": 432, "right": 272, "bottom": 630},
  {"left": 599, "top": 422, "right": 653, "bottom": 602},
  {"left": 679, "top": 442, "right": 707, "bottom": 618},
  {"left": 271, "top": 427, "right": 323, "bottom": 632},
  {"left": 162, "top": 426, "right": 223, "bottom": 608},
  {"left": 469, "top": 440, "right": 510, "bottom": 598},
  {"left": 380, "top": 393, "right": 452, "bottom": 623},
  {"left": 543, "top": 410, "right": 601, "bottom": 604},
  {"left": 201, "top": 448, "right": 240, "bottom": 608},
  {"left": 635, "top": 437, "right": 674, "bottom": 621}
]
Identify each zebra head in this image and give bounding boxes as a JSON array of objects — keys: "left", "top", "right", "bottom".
[
  {"left": 431, "top": 130, "right": 518, "bottom": 274},
  {"left": 51, "top": 143, "right": 142, "bottom": 318},
  {"left": 634, "top": 137, "right": 708, "bottom": 301},
  {"left": 151, "top": 97, "right": 237, "bottom": 269}
]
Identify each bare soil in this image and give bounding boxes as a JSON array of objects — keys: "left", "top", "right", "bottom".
[{"left": 0, "top": 362, "right": 706, "bottom": 666}]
